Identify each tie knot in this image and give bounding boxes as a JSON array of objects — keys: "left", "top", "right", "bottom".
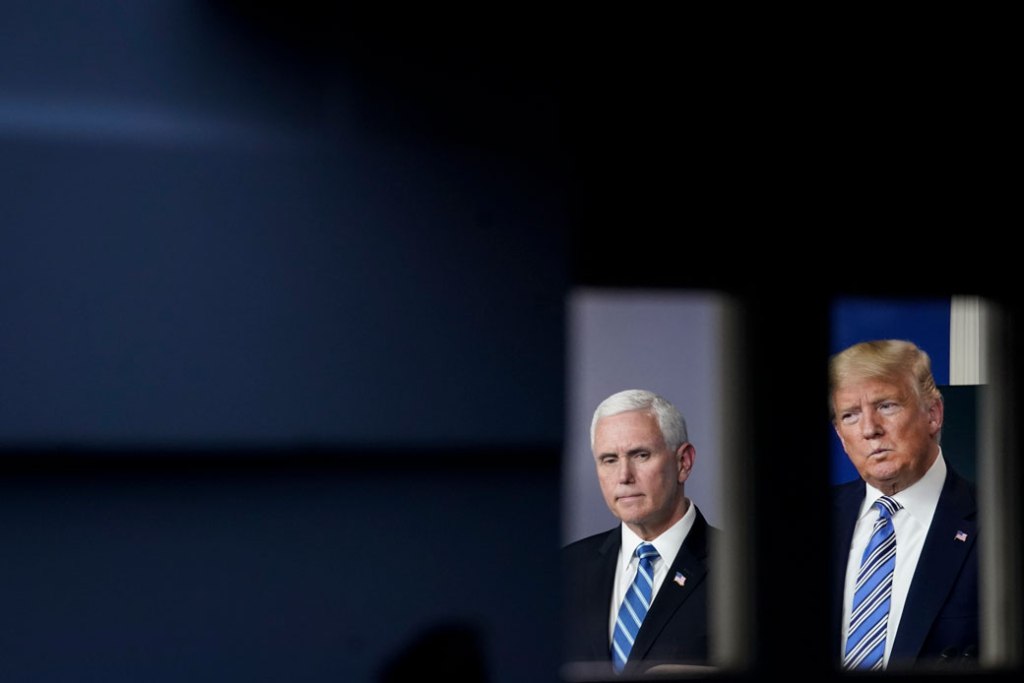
[
  {"left": 636, "top": 543, "right": 659, "bottom": 562},
  {"left": 874, "top": 495, "right": 902, "bottom": 519}
]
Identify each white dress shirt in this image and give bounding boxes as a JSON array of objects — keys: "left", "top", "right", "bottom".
[
  {"left": 840, "top": 451, "right": 946, "bottom": 666},
  {"left": 608, "top": 498, "right": 697, "bottom": 644}
]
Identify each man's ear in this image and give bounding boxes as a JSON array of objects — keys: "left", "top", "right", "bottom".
[
  {"left": 677, "top": 442, "right": 695, "bottom": 483},
  {"left": 928, "top": 398, "right": 944, "bottom": 435}
]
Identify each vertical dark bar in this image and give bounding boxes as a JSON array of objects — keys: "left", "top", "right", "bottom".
[
  {"left": 738, "top": 289, "right": 833, "bottom": 674},
  {"left": 981, "top": 295, "right": 1024, "bottom": 669}
]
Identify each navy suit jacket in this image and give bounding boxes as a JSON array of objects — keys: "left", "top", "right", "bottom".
[
  {"left": 562, "top": 507, "right": 715, "bottom": 676},
  {"left": 831, "top": 466, "right": 979, "bottom": 669}
]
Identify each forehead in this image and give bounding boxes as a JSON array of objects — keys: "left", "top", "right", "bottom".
[
  {"left": 593, "top": 410, "right": 663, "bottom": 448},
  {"left": 832, "top": 377, "right": 910, "bottom": 406}
]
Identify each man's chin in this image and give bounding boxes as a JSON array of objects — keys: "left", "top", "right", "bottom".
[
  {"left": 866, "top": 469, "right": 904, "bottom": 493},
  {"left": 614, "top": 503, "right": 648, "bottom": 522}
]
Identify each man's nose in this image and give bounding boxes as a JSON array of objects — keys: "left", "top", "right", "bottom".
[
  {"left": 617, "top": 459, "right": 634, "bottom": 482},
  {"left": 860, "top": 410, "right": 884, "bottom": 438}
]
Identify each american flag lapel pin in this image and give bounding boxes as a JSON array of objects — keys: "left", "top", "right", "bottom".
[
  {"left": 955, "top": 530, "right": 968, "bottom": 542},
  {"left": 673, "top": 572, "right": 686, "bottom": 587}
]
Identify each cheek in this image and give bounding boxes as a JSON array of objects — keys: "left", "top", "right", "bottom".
[
  {"left": 656, "top": 466, "right": 676, "bottom": 488},
  {"left": 887, "top": 421, "right": 915, "bottom": 443}
]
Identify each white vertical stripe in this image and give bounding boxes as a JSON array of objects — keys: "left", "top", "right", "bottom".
[{"left": 950, "top": 295, "right": 990, "bottom": 385}]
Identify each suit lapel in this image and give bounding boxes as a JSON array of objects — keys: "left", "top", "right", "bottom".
[
  {"left": 891, "top": 471, "right": 977, "bottom": 661},
  {"left": 832, "top": 480, "right": 866, "bottom": 651},
  {"left": 628, "top": 510, "right": 711, "bottom": 662},
  {"left": 581, "top": 530, "right": 620, "bottom": 660}
]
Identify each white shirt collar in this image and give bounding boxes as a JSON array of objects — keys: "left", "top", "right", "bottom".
[
  {"left": 619, "top": 497, "right": 696, "bottom": 569},
  {"left": 861, "top": 448, "right": 946, "bottom": 524}
]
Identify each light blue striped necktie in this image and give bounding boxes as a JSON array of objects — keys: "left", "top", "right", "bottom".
[
  {"left": 844, "top": 495, "right": 902, "bottom": 670},
  {"left": 611, "top": 542, "right": 659, "bottom": 673}
]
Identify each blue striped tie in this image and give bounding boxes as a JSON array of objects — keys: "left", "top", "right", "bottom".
[
  {"left": 611, "top": 542, "right": 659, "bottom": 673},
  {"left": 844, "top": 495, "right": 902, "bottom": 670}
]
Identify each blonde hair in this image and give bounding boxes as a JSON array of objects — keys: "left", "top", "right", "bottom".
[{"left": 828, "top": 339, "right": 942, "bottom": 419}]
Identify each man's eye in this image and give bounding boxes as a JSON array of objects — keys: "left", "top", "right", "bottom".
[
  {"left": 879, "top": 402, "right": 900, "bottom": 413},
  {"left": 841, "top": 413, "right": 858, "bottom": 425}
]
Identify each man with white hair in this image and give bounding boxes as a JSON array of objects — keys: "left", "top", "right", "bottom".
[{"left": 562, "top": 389, "right": 717, "bottom": 676}]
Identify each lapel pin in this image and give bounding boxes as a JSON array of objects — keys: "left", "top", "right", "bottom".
[
  {"left": 955, "top": 530, "right": 968, "bottom": 542},
  {"left": 673, "top": 572, "right": 687, "bottom": 587}
]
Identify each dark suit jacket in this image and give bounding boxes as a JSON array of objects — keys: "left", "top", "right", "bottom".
[
  {"left": 562, "top": 507, "right": 716, "bottom": 677},
  {"left": 831, "top": 466, "right": 979, "bottom": 669}
]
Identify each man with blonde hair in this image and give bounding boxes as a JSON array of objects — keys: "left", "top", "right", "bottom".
[{"left": 830, "top": 340, "right": 979, "bottom": 670}]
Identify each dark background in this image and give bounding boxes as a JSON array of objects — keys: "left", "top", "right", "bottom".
[{"left": 1, "top": 3, "right": 1017, "bottom": 681}]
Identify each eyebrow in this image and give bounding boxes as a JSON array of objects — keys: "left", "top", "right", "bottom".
[
  {"left": 838, "top": 395, "right": 901, "bottom": 412},
  {"left": 597, "top": 446, "right": 651, "bottom": 458}
]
